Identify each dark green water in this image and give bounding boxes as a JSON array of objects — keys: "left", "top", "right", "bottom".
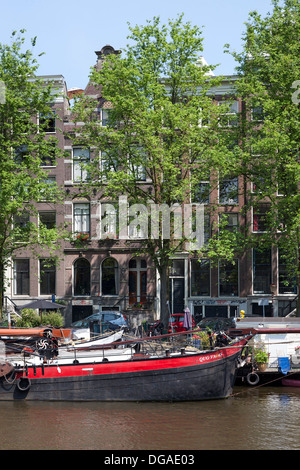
[{"left": 0, "top": 386, "right": 299, "bottom": 450}]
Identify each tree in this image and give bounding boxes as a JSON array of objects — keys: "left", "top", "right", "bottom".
[
  {"left": 226, "top": 0, "right": 300, "bottom": 314},
  {"left": 73, "top": 15, "right": 236, "bottom": 327},
  {"left": 0, "top": 31, "right": 64, "bottom": 318}
]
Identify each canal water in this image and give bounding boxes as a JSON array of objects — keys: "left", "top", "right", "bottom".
[{"left": 0, "top": 386, "right": 299, "bottom": 451}]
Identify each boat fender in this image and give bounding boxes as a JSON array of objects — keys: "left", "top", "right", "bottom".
[
  {"left": 102, "top": 358, "right": 109, "bottom": 362},
  {"left": 246, "top": 372, "right": 259, "bottom": 386},
  {"left": 17, "top": 377, "right": 31, "bottom": 392}
]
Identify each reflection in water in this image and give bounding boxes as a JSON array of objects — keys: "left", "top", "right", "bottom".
[{"left": 0, "top": 387, "right": 300, "bottom": 450}]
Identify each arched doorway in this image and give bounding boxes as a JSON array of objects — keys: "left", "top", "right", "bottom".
[
  {"left": 74, "top": 258, "right": 91, "bottom": 296},
  {"left": 129, "top": 258, "right": 147, "bottom": 305},
  {"left": 101, "top": 258, "right": 118, "bottom": 295}
]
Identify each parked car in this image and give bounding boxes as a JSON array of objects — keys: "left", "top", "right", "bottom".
[
  {"left": 168, "top": 313, "right": 196, "bottom": 333},
  {"left": 71, "top": 311, "right": 128, "bottom": 340},
  {"left": 197, "top": 317, "right": 236, "bottom": 333}
]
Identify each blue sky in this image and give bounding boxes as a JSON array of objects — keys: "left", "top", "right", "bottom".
[{"left": 0, "top": 0, "right": 274, "bottom": 90}]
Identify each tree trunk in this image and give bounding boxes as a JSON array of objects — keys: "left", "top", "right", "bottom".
[
  {"left": 0, "top": 261, "right": 4, "bottom": 321},
  {"left": 159, "top": 263, "right": 170, "bottom": 330}
]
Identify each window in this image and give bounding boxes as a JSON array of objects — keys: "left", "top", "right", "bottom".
[
  {"left": 40, "top": 141, "right": 56, "bottom": 167},
  {"left": 39, "top": 112, "right": 56, "bottom": 133},
  {"left": 101, "top": 203, "right": 117, "bottom": 238},
  {"left": 100, "top": 149, "right": 118, "bottom": 181},
  {"left": 253, "top": 203, "right": 271, "bottom": 232},
  {"left": 74, "top": 203, "right": 90, "bottom": 234},
  {"left": 14, "top": 145, "right": 29, "bottom": 164},
  {"left": 40, "top": 259, "right": 56, "bottom": 295},
  {"left": 39, "top": 211, "right": 56, "bottom": 230},
  {"left": 219, "top": 176, "right": 239, "bottom": 204},
  {"left": 278, "top": 251, "right": 297, "bottom": 294},
  {"left": 190, "top": 259, "right": 210, "bottom": 296},
  {"left": 129, "top": 146, "right": 147, "bottom": 181},
  {"left": 219, "top": 213, "right": 238, "bottom": 232},
  {"left": 251, "top": 105, "right": 264, "bottom": 122},
  {"left": 193, "top": 182, "right": 210, "bottom": 204},
  {"left": 219, "top": 260, "right": 238, "bottom": 296},
  {"left": 102, "top": 258, "right": 118, "bottom": 295},
  {"left": 74, "top": 258, "right": 91, "bottom": 296},
  {"left": 253, "top": 249, "right": 271, "bottom": 294},
  {"left": 38, "top": 175, "right": 56, "bottom": 202},
  {"left": 218, "top": 100, "right": 239, "bottom": 127},
  {"left": 14, "top": 259, "right": 29, "bottom": 295},
  {"left": 100, "top": 108, "right": 111, "bottom": 126},
  {"left": 73, "top": 148, "right": 90, "bottom": 182},
  {"left": 129, "top": 258, "right": 147, "bottom": 304}
]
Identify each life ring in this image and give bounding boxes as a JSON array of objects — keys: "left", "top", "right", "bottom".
[
  {"left": 246, "top": 372, "right": 259, "bottom": 386},
  {"left": 17, "top": 377, "right": 31, "bottom": 392}
]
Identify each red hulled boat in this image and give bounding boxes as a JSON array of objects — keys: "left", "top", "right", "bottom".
[{"left": 0, "top": 332, "right": 252, "bottom": 402}]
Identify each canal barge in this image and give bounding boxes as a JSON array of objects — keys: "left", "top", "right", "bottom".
[{"left": 0, "top": 331, "right": 251, "bottom": 402}]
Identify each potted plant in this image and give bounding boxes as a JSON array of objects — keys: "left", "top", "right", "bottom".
[{"left": 254, "top": 346, "right": 269, "bottom": 371}]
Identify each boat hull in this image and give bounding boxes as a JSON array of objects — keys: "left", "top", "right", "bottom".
[
  {"left": 0, "top": 338, "right": 249, "bottom": 402},
  {"left": 282, "top": 378, "right": 300, "bottom": 387}
]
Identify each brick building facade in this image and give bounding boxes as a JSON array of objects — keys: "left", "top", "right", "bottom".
[{"left": 5, "top": 46, "right": 297, "bottom": 326}]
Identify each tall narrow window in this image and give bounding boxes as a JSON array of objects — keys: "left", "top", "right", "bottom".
[
  {"left": 128, "top": 258, "right": 147, "bottom": 304},
  {"left": 102, "top": 258, "right": 118, "bottom": 295},
  {"left": 219, "top": 176, "right": 239, "bottom": 204},
  {"left": 74, "top": 258, "right": 91, "bottom": 296},
  {"left": 190, "top": 259, "right": 210, "bottom": 296},
  {"left": 40, "top": 259, "right": 56, "bottom": 295},
  {"left": 219, "top": 260, "right": 238, "bottom": 296},
  {"left": 14, "top": 259, "right": 30, "bottom": 295},
  {"left": 253, "top": 203, "right": 271, "bottom": 232},
  {"left": 74, "top": 203, "right": 90, "bottom": 234},
  {"left": 39, "top": 112, "right": 56, "bottom": 133},
  {"left": 39, "top": 211, "right": 56, "bottom": 230},
  {"left": 73, "top": 148, "right": 90, "bottom": 182},
  {"left": 253, "top": 249, "right": 271, "bottom": 294},
  {"left": 279, "top": 251, "right": 297, "bottom": 294}
]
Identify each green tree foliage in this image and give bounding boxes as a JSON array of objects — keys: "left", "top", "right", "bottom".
[
  {"left": 226, "top": 0, "right": 300, "bottom": 313},
  {"left": 73, "top": 15, "right": 236, "bottom": 326},
  {"left": 0, "top": 31, "right": 64, "bottom": 317}
]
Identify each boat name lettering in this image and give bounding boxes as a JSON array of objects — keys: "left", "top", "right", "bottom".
[{"left": 199, "top": 353, "right": 222, "bottom": 363}]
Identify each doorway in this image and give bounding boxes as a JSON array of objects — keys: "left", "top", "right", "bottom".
[{"left": 169, "top": 259, "right": 185, "bottom": 314}]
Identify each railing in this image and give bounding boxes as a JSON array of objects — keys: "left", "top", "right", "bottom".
[
  {"left": 279, "top": 295, "right": 298, "bottom": 317},
  {"left": 113, "top": 295, "right": 157, "bottom": 312}
]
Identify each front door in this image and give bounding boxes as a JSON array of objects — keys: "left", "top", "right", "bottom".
[
  {"left": 169, "top": 259, "right": 185, "bottom": 314},
  {"left": 169, "top": 278, "right": 185, "bottom": 314}
]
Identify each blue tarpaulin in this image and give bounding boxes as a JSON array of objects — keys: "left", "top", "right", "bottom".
[{"left": 278, "top": 357, "right": 290, "bottom": 375}]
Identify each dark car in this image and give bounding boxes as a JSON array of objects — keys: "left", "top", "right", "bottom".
[{"left": 197, "top": 317, "right": 236, "bottom": 333}]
